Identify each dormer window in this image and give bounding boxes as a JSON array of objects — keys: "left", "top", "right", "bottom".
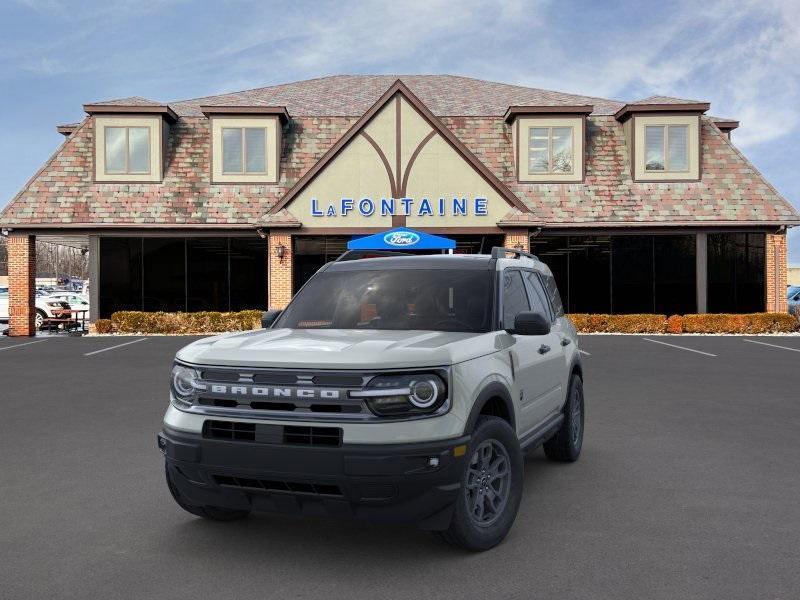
[
  {"left": 201, "top": 106, "right": 289, "bottom": 184},
  {"left": 528, "top": 126, "right": 574, "bottom": 174},
  {"left": 84, "top": 101, "right": 175, "bottom": 183},
  {"left": 505, "top": 106, "right": 591, "bottom": 183},
  {"left": 644, "top": 124, "right": 688, "bottom": 172},
  {"left": 105, "top": 126, "right": 151, "bottom": 174},
  {"left": 222, "top": 127, "right": 268, "bottom": 174}
]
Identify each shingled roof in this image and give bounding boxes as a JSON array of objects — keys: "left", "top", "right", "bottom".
[{"left": 1, "top": 75, "right": 797, "bottom": 229}]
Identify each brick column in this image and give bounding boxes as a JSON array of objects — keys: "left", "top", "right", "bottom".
[
  {"left": 268, "top": 231, "right": 293, "bottom": 309},
  {"left": 503, "top": 229, "right": 530, "bottom": 253},
  {"left": 765, "top": 232, "right": 788, "bottom": 312},
  {"left": 8, "top": 234, "right": 36, "bottom": 336}
]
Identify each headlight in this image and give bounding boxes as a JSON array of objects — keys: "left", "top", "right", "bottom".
[
  {"left": 352, "top": 372, "right": 448, "bottom": 417},
  {"left": 171, "top": 364, "right": 202, "bottom": 407}
]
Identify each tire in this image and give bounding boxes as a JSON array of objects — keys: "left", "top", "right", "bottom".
[
  {"left": 165, "top": 464, "right": 250, "bottom": 522},
  {"left": 438, "top": 416, "right": 523, "bottom": 551},
  {"left": 543, "top": 374, "right": 584, "bottom": 462},
  {"left": 35, "top": 309, "right": 46, "bottom": 330}
]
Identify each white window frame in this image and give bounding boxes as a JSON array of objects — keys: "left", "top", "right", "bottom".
[
  {"left": 104, "top": 126, "right": 152, "bottom": 175},
  {"left": 221, "top": 127, "right": 269, "bottom": 175},
  {"left": 644, "top": 124, "right": 690, "bottom": 173},
  {"left": 527, "top": 126, "right": 575, "bottom": 175}
]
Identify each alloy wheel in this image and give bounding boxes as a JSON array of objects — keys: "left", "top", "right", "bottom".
[{"left": 465, "top": 439, "right": 511, "bottom": 527}]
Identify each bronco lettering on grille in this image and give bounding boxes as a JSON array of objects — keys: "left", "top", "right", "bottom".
[{"left": 208, "top": 384, "right": 341, "bottom": 400}]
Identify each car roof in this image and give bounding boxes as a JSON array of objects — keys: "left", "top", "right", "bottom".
[
  {"left": 325, "top": 252, "right": 544, "bottom": 272},
  {"left": 326, "top": 253, "right": 496, "bottom": 271}
]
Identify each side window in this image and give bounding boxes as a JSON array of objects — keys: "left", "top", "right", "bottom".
[
  {"left": 502, "top": 270, "right": 530, "bottom": 330},
  {"left": 541, "top": 273, "right": 565, "bottom": 318},
  {"left": 522, "top": 271, "right": 551, "bottom": 320}
]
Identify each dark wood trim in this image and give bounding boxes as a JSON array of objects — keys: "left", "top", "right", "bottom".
[
  {"left": 614, "top": 102, "right": 710, "bottom": 122},
  {"left": 535, "top": 223, "right": 790, "bottom": 233},
  {"left": 514, "top": 118, "right": 520, "bottom": 180},
  {"left": 399, "top": 130, "right": 436, "bottom": 197},
  {"left": 395, "top": 96, "right": 402, "bottom": 196},
  {"left": 360, "top": 131, "right": 398, "bottom": 198},
  {"left": 56, "top": 124, "right": 78, "bottom": 136},
  {"left": 269, "top": 79, "right": 530, "bottom": 215},
  {"left": 287, "top": 226, "right": 507, "bottom": 235},
  {"left": 504, "top": 104, "right": 593, "bottom": 122},
  {"left": 200, "top": 105, "right": 290, "bottom": 122},
  {"left": 712, "top": 119, "right": 739, "bottom": 131},
  {"left": 391, "top": 215, "right": 407, "bottom": 227},
  {"left": 83, "top": 104, "right": 178, "bottom": 122}
]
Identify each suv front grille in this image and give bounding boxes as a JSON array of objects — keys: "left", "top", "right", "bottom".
[
  {"left": 283, "top": 426, "right": 342, "bottom": 447},
  {"left": 203, "top": 420, "right": 342, "bottom": 447},
  {"left": 203, "top": 420, "right": 255, "bottom": 441},
  {"left": 213, "top": 475, "right": 343, "bottom": 497}
]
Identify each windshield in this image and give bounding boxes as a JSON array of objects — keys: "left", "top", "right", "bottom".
[{"left": 275, "top": 268, "right": 493, "bottom": 332}]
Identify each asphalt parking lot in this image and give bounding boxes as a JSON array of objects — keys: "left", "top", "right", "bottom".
[{"left": 1, "top": 334, "right": 799, "bottom": 599}]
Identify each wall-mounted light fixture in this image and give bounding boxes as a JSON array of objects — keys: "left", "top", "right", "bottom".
[
  {"left": 256, "top": 228, "right": 267, "bottom": 239},
  {"left": 513, "top": 242, "right": 523, "bottom": 251},
  {"left": 275, "top": 243, "right": 286, "bottom": 264}
]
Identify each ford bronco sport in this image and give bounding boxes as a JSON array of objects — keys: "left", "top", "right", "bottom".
[{"left": 159, "top": 247, "right": 584, "bottom": 551}]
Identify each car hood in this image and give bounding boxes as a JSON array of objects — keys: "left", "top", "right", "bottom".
[{"left": 176, "top": 328, "right": 501, "bottom": 370}]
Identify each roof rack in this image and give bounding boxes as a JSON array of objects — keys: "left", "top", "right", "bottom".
[
  {"left": 490, "top": 247, "right": 539, "bottom": 261},
  {"left": 335, "top": 250, "right": 414, "bottom": 262}
]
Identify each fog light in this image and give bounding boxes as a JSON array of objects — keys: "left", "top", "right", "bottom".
[{"left": 428, "top": 457, "right": 439, "bottom": 468}]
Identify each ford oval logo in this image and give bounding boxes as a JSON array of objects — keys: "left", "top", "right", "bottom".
[{"left": 383, "top": 231, "right": 420, "bottom": 247}]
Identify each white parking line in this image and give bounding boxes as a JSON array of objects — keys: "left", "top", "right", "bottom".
[
  {"left": 84, "top": 338, "right": 147, "bottom": 356},
  {"left": 579, "top": 349, "right": 591, "bottom": 356},
  {"left": 641, "top": 337, "right": 717, "bottom": 357},
  {"left": 743, "top": 339, "right": 800, "bottom": 353},
  {"left": 0, "top": 339, "right": 49, "bottom": 352}
]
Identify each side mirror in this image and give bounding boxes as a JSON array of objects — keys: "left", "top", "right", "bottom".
[
  {"left": 510, "top": 311, "right": 551, "bottom": 336},
  {"left": 261, "top": 309, "right": 282, "bottom": 329}
]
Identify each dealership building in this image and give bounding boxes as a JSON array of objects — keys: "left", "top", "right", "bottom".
[{"left": 1, "top": 75, "right": 797, "bottom": 335}]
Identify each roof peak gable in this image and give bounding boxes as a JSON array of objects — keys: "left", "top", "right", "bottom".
[{"left": 268, "top": 78, "right": 530, "bottom": 216}]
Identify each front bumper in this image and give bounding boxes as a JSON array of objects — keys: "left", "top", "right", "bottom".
[{"left": 159, "top": 425, "right": 470, "bottom": 530}]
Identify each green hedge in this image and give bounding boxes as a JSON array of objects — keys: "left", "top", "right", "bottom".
[{"left": 110, "top": 310, "right": 262, "bottom": 334}]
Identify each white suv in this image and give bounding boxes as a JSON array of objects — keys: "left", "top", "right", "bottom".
[{"left": 159, "top": 248, "right": 584, "bottom": 551}]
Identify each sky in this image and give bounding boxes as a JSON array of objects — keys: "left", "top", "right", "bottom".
[{"left": 0, "top": 0, "right": 798, "bottom": 261}]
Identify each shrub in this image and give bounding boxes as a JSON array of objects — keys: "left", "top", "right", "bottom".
[
  {"left": 680, "top": 313, "right": 797, "bottom": 334},
  {"left": 94, "top": 319, "right": 113, "bottom": 334},
  {"left": 567, "top": 314, "right": 666, "bottom": 333},
  {"left": 111, "top": 310, "right": 263, "bottom": 334},
  {"left": 665, "top": 314, "right": 683, "bottom": 334},
  {"left": 568, "top": 312, "right": 798, "bottom": 334}
]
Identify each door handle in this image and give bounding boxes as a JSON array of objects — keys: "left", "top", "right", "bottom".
[
  {"left": 560, "top": 337, "right": 571, "bottom": 346},
  {"left": 538, "top": 344, "right": 551, "bottom": 354}
]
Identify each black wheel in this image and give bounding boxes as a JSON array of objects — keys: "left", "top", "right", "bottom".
[
  {"left": 543, "top": 374, "right": 584, "bottom": 462},
  {"left": 165, "top": 464, "right": 250, "bottom": 522},
  {"left": 438, "top": 416, "right": 523, "bottom": 551}
]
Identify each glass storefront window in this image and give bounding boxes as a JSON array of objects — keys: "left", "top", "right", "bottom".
[
  {"left": 98, "top": 237, "right": 267, "bottom": 318},
  {"left": 533, "top": 234, "right": 697, "bottom": 315},
  {"left": 708, "top": 233, "right": 765, "bottom": 313}
]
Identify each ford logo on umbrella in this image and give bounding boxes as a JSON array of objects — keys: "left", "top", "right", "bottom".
[{"left": 383, "top": 231, "right": 420, "bottom": 247}]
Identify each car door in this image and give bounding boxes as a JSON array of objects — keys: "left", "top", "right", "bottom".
[
  {"left": 523, "top": 270, "right": 569, "bottom": 414},
  {"left": 501, "top": 270, "right": 563, "bottom": 436}
]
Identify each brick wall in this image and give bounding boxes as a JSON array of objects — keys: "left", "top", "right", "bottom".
[
  {"left": 765, "top": 232, "right": 788, "bottom": 313},
  {"left": 503, "top": 229, "right": 530, "bottom": 253},
  {"left": 268, "top": 232, "right": 293, "bottom": 309},
  {"left": 7, "top": 234, "right": 36, "bottom": 336}
]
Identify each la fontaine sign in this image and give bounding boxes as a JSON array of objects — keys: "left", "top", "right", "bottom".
[{"left": 310, "top": 196, "right": 488, "bottom": 218}]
